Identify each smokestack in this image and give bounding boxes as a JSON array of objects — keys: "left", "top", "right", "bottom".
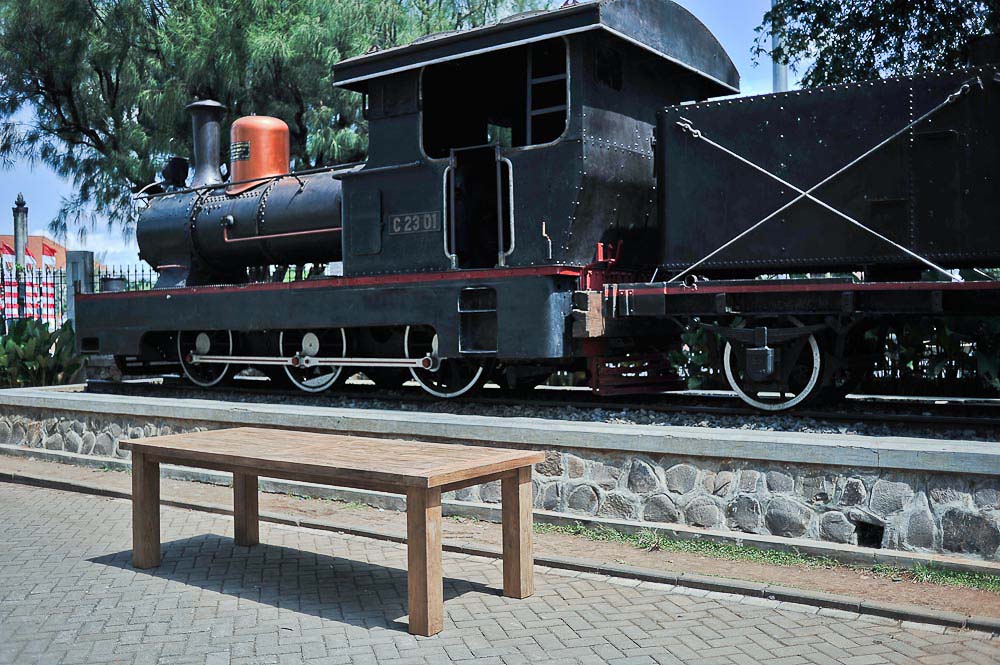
[
  {"left": 185, "top": 100, "right": 227, "bottom": 188},
  {"left": 771, "top": 0, "right": 789, "bottom": 93}
]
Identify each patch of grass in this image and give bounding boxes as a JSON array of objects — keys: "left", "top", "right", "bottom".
[
  {"left": 878, "top": 563, "right": 1000, "bottom": 594},
  {"left": 535, "top": 521, "right": 1000, "bottom": 594},
  {"left": 534, "top": 522, "right": 837, "bottom": 568}
]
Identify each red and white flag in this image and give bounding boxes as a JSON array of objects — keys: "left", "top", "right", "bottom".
[{"left": 42, "top": 243, "right": 57, "bottom": 267}]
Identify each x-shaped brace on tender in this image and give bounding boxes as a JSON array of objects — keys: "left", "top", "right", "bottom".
[{"left": 667, "top": 77, "right": 985, "bottom": 285}]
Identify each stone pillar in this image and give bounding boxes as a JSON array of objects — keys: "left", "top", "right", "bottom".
[
  {"left": 65, "top": 251, "right": 95, "bottom": 327},
  {"left": 12, "top": 194, "right": 27, "bottom": 319}
]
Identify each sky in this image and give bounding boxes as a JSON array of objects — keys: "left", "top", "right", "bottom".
[{"left": 0, "top": 0, "right": 785, "bottom": 266}]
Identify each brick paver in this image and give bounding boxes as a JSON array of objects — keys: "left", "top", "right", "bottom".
[{"left": 1, "top": 483, "right": 997, "bottom": 665}]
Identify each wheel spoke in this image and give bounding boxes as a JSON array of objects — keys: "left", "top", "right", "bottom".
[
  {"left": 280, "top": 329, "right": 346, "bottom": 393},
  {"left": 404, "top": 325, "right": 488, "bottom": 398},
  {"left": 178, "top": 330, "right": 231, "bottom": 387}
]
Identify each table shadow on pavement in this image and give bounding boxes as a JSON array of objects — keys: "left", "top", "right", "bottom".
[{"left": 90, "top": 533, "right": 497, "bottom": 633}]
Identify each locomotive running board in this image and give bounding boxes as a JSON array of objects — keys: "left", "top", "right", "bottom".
[{"left": 188, "top": 354, "right": 439, "bottom": 371}]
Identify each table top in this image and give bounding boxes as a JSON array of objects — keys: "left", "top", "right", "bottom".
[{"left": 121, "top": 427, "right": 544, "bottom": 489}]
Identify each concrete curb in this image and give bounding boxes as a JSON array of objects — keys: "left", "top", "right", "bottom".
[
  {"left": 5, "top": 442, "right": 1000, "bottom": 577},
  {"left": 1, "top": 468, "right": 997, "bottom": 635},
  {"left": 6, "top": 387, "right": 1000, "bottom": 474}
]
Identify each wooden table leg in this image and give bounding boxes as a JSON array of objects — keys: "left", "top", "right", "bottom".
[
  {"left": 502, "top": 466, "right": 534, "bottom": 599},
  {"left": 233, "top": 473, "right": 259, "bottom": 547},
  {"left": 406, "top": 487, "right": 443, "bottom": 636},
  {"left": 131, "top": 451, "right": 161, "bottom": 569}
]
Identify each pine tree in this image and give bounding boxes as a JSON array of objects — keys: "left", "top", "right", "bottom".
[{"left": 0, "top": 0, "right": 547, "bottom": 238}]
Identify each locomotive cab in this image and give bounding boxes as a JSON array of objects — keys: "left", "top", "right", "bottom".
[{"left": 333, "top": 0, "right": 738, "bottom": 277}]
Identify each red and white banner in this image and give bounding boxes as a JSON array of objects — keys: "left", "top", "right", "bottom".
[{"left": 1, "top": 242, "right": 56, "bottom": 324}]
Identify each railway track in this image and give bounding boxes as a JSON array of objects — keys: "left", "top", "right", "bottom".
[{"left": 84, "top": 376, "right": 1000, "bottom": 433}]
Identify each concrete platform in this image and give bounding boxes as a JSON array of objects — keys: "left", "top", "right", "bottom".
[
  {"left": 5, "top": 385, "right": 998, "bottom": 474},
  {"left": 7, "top": 385, "right": 1000, "bottom": 564}
]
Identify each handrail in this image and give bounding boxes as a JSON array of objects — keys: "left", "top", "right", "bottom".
[
  {"left": 222, "top": 223, "right": 342, "bottom": 244},
  {"left": 499, "top": 157, "right": 516, "bottom": 267},
  {"left": 442, "top": 165, "right": 458, "bottom": 269}
]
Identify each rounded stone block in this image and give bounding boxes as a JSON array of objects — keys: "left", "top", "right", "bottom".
[
  {"left": 839, "top": 477, "right": 867, "bottom": 507},
  {"left": 973, "top": 482, "right": 1000, "bottom": 510},
  {"left": 664, "top": 464, "right": 697, "bottom": 494},
  {"left": 628, "top": 460, "right": 660, "bottom": 494},
  {"left": 941, "top": 508, "right": 1000, "bottom": 557},
  {"left": 738, "top": 470, "right": 760, "bottom": 493},
  {"left": 536, "top": 483, "right": 560, "bottom": 511},
  {"left": 479, "top": 480, "right": 502, "bottom": 504},
  {"left": 726, "top": 495, "right": 763, "bottom": 533},
  {"left": 819, "top": 511, "right": 855, "bottom": 544},
  {"left": 591, "top": 462, "right": 623, "bottom": 490},
  {"left": 643, "top": 494, "right": 680, "bottom": 523},
  {"left": 870, "top": 479, "right": 914, "bottom": 517},
  {"left": 80, "top": 431, "right": 96, "bottom": 456},
  {"left": 63, "top": 431, "right": 83, "bottom": 454},
  {"left": 928, "top": 477, "right": 969, "bottom": 506},
  {"left": 535, "top": 451, "right": 563, "bottom": 477},
  {"left": 567, "top": 485, "right": 600, "bottom": 515},
  {"left": 766, "top": 471, "right": 794, "bottom": 494},
  {"left": 712, "top": 471, "right": 734, "bottom": 497},
  {"left": 565, "top": 455, "right": 586, "bottom": 479},
  {"left": 43, "top": 433, "right": 64, "bottom": 450},
  {"left": 598, "top": 492, "right": 638, "bottom": 520},
  {"left": 904, "top": 505, "right": 936, "bottom": 550},
  {"left": 94, "top": 433, "right": 115, "bottom": 457},
  {"left": 765, "top": 497, "right": 811, "bottom": 537},
  {"left": 685, "top": 496, "right": 721, "bottom": 528}
]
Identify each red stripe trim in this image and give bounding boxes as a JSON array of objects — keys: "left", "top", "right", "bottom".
[
  {"left": 617, "top": 280, "right": 1000, "bottom": 297},
  {"left": 77, "top": 265, "right": 583, "bottom": 301}
]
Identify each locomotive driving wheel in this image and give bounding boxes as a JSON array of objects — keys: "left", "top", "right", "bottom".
[
  {"left": 278, "top": 328, "right": 347, "bottom": 393},
  {"left": 404, "top": 325, "right": 490, "bottom": 398},
  {"left": 722, "top": 316, "right": 822, "bottom": 411},
  {"left": 177, "top": 330, "right": 233, "bottom": 387}
]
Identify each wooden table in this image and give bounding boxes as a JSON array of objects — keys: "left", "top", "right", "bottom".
[{"left": 120, "top": 427, "right": 544, "bottom": 636}]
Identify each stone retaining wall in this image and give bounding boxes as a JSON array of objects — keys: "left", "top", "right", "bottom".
[{"left": 4, "top": 406, "right": 998, "bottom": 561}]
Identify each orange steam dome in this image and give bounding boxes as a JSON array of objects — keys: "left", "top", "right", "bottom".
[{"left": 227, "top": 115, "right": 290, "bottom": 195}]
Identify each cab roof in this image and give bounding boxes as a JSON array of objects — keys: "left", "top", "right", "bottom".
[{"left": 333, "top": 0, "right": 739, "bottom": 95}]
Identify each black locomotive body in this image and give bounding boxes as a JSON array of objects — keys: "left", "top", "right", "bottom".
[{"left": 76, "top": 0, "right": 1000, "bottom": 408}]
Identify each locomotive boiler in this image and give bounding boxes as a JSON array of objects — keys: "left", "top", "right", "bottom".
[
  {"left": 75, "top": 0, "right": 1000, "bottom": 410},
  {"left": 137, "top": 101, "right": 347, "bottom": 289}
]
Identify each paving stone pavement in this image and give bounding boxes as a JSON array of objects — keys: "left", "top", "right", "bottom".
[{"left": 2, "top": 484, "right": 999, "bottom": 665}]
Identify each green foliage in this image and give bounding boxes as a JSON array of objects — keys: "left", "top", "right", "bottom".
[
  {"left": 756, "top": 1, "right": 1000, "bottom": 87},
  {"left": 0, "top": 0, "right": 548, "bottom": 239},
  {"left": 667, "top": 325, "right": 715, "bottom": 390},
  {"left": 0, "top": 319, "right": 82, "bottom": 387}
]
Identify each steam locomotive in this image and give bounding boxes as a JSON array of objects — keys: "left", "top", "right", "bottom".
[{"left": 76, "top": 0, "right": 1000, "bottom": 410}]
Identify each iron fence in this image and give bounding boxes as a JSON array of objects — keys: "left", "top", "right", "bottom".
[{"left": 1, "top": 263, "right": 68, "bottom": 329}]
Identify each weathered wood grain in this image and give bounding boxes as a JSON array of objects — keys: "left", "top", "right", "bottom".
[
  {"left": 120, "top": 427, "right": 544, "bottom": 489},
  {"left": 501, "top": 467, "right": 534, "bottom": 599},
  {"left": 131, "top": 451, "right": 161, "bottom": 569},
  {"left": 406, "top": 487, "right": 443, "bottom": 636},
  {"left": 233, "top": 473, "right": 259, "bottom": 547}
]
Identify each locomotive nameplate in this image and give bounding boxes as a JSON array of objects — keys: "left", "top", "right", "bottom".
[{"left": 387, "top": 211, "right": 440, "bottom": 235}]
